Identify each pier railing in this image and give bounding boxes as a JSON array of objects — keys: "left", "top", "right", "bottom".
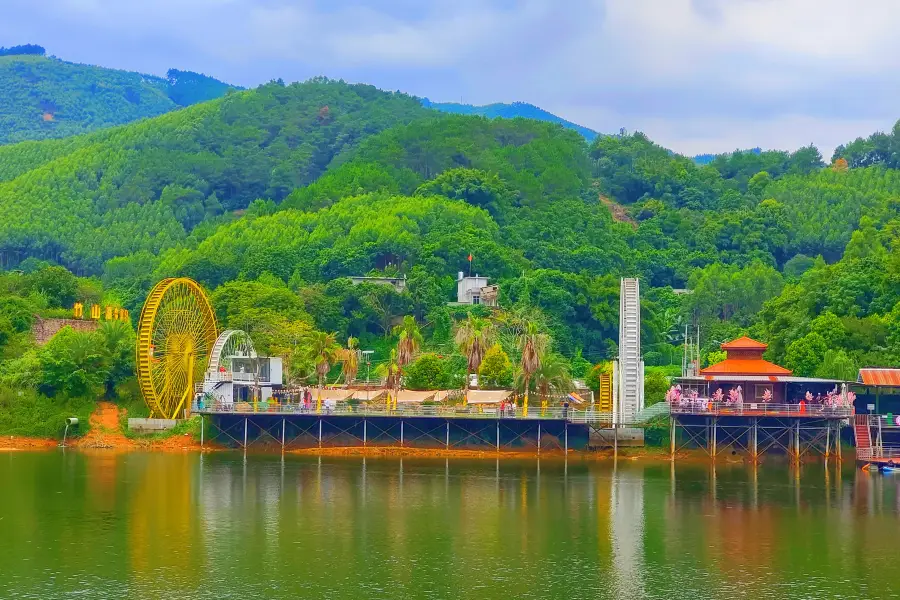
[
  {"left": 196, "top": 401, "right": 617, "bottom": 424},
  {"left": 669, "top": 401, "right": 853, "bottom": 418},
  {"left": 857, "top": 446, "right": 900, "bottom": 461}
]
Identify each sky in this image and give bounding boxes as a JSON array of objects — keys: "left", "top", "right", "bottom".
[{"left": 2, "top": 0, "right": 899, "bottom": 157}]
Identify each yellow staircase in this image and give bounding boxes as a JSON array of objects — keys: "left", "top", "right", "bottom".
[{"left": 598, "top": 373, "right": 613, "bottom": 413}]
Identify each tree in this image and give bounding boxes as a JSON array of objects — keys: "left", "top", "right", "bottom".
[
  {"left": 478, "top": 344, "right": 513, "bottom": 389},
  {"left": 404, "top": 353, "right": 450, "bottom": 390},
  {"left": 529, "top": 352, "right": 572, "bottom": 407},
  {"left": 305, "top": 331, "right": 340, "bottom": 412},
  {"left": 454, "top": 314, "right": 496, "bottom": 397},
  {"left": 376, "top": 349, "right": 402, "bottom": 407},
  {"left": 816, "top": 349, "right": 857, "bottom": 381},
  {"left": 339, "top": 336, "right": 359, "bottom": 385},
  {"left": 518, "top": 322, "right": 549, "bottom": 415},
  {"left": 38, "top": 327, "right": 108, "bottom": 398},
  {"left": 393, "top": 315, "right": 423, "bottom": 367},
  {"left": 784, "top": 332, "right": 828, "bottom": 377}
]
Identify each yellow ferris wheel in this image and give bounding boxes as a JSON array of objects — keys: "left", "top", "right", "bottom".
[{"left": 136, "top": 278, "right": 218, "bottom": 419}]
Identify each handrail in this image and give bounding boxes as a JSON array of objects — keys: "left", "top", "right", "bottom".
[
  {"left": 195, "top": 401, "right": 616, "bottom": 424},
  {"left": 669, "top": 401, "right": 853, "bottom": 418}
]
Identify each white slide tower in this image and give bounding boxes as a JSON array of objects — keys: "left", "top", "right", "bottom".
[{"left": 614, "top": 278, "right": 644, "bottom": 425}]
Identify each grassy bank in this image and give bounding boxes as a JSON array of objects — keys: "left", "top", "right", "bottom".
[{"left": 0, "top": 389, "right": 95, "bottom": 438}]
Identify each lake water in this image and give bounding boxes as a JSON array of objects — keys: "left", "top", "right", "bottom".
[{"left": 1, "top": 451, "right": 899, "bottom": 599}]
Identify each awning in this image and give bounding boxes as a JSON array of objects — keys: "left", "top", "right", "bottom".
[
  {"left": 432, "top": 390, "right": 453, "bottom": 403},
  {"left": 678, "top": 375, "right": 844, "bottom": 384},
  {"left": 567, "top": 392, "right": 586, "bottom": 404},
  {"left": 396, "top": 390, "right": 437, "bottom": 403},
  {"left": 858, "top": 369, "right": 900, "bottom": 387},
  {"left": 466, "top": 390, "right": 513, "bottom": 405},
  {"left": 316, "top": 389, "right": 355, "bottom": 402}
]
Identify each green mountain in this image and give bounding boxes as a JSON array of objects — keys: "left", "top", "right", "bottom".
[
  {"left": 0, "top": 53, "right": 236, "bottom": 145},
  {"left": 0, "top": 78, "right": 430, "bottom": 272},
  {"left": 422, "top": 99, "right": 599, "bottom": 141}
]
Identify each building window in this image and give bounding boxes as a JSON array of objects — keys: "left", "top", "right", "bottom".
[
  {"left": 472, "top": 295, "right": 480, "bottom": 305},
  {"left": 755, "top": 384, "right": 773, "bottom": 402}
]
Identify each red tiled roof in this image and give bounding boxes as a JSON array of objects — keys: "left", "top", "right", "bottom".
[
  {"left": 700, "top": 358, "right": 792, "bottom": 376},
  {"left": 720, "top": 336, "right": 768, "bottom": 350},
  {"left": 858, "top": 368, "right": 900, "bottom": 386}
]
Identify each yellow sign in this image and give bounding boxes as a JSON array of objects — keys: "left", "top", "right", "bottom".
[{"left": 74, "top": 303, "right": 131, "bottom": 322}]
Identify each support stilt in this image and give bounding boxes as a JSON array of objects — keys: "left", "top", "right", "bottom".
[
  {"left": 200, "top": 415, "right": 204, "bottom": 448},
  {"left": 496, "top": 420, "right": 500, "bottom": 451},
  {"left": 318, "top": 419, "right": 322, "bottom": 448},
  {"left": 669, "top": 416, "right": 675, "bottom": 459},
  {"left": 613, "top": 423, "right": 618, "bottom": 460},
  {"left": 446, "top": 421, "right": 450, "bottom": 449},
  {"left": 401, "top": 421, "right": 404, "bottom": 447},
  {"left": 825, "top": 421, "right": 831, "bottom": 462},
  {"left": 751, "top": 417, "right": 758, "bottom": 463},
  {"left": 537, "top": 423, "right": 541, "bottom": 453},
  {"left": 243, "top": 417, "right": 248, "bottom": 448},
  {"left": 364, "top": 419, "right": 367, "bottom": 446},
  {"left": 281, "top": 418, "right": 286, "bottom": 451},
  {"left": 564, "top": 423, "right": 568, "bottom": 454},
  {"left": 711, "top": 417, "right": 717, "bottom": 460},
  {"left": 836, "top": 421, "right": 842, "bottom": 462}
]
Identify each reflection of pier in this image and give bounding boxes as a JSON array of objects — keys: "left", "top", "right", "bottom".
[
  {"left": 199, "top": 406, "right": 596, "bottom": 452},
  {"left": 670, "top": 404, "right": 850, "bottom": 461}
]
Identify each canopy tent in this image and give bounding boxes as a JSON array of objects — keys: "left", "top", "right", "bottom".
[
  {"left": 432, "top": 390, "right": 456, "bottom": 404},
  {"left": 315, "top": 389, "right": 355, "bottom": 402},
  {"left": 466, "top": 390, "right": 513, "bottom": 405},
  {"left": 395, "top": 390, "right": 437, "bottom": 404}
]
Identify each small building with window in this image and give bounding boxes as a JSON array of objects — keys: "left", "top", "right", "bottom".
[
  {"left": 676, "top": 336, "right": 845, "bottom": 404},
  {"left": 453, "top": 272, "right": 498, "bottom": 307}
]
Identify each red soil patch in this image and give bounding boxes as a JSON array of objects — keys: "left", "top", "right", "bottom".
[{"left": 599, "top": 194, "right": 637, "bottom": 228}]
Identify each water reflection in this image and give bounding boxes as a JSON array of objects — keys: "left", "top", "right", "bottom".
[{"left": 1, "top": 453, "right": 900, "bottom": 599}]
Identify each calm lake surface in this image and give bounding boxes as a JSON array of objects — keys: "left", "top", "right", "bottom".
[{"left": 1, "top": 451, "right": 899, "bottom": 599}]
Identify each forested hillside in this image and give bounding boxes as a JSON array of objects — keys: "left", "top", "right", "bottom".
[
  {"left": 1, "top": 75, "right": 899, "bottom": 435},
  {"left": 0, "top": 79, "right": 429, "bottom": 272},
  {"left": 0, "top": 53, "right": 236, "bottom": 144},
  {"left": 423, "top": 99, "right": 598, "bottom": 141}
]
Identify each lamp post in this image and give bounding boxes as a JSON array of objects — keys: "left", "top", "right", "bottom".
[{"left": 362, "top": 350, "right": 374, "bottom": 404}]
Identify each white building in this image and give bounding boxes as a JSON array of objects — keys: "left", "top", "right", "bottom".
[
  {"left": 455, "top": 272, "right": 498, "bottom": 306},
  {"left": 201, "top": 330, "right": 283, "bottom": 405}
]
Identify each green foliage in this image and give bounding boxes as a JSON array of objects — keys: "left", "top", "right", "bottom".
[
  {"left": 37, "top": 327, "right": 108, "bottom": 397},
  {"left": 784, "top": 332, "right": 828, "bottom": 376},
  {"left": 478, "top": 344, "right": 513, "bottom": 389},
  {"left": 0, "top": 388, "right": 95, "bottom": 438},
  {"left": 644, "top": 369, "right": 671, "bottom": 406},
  {"left": 0, "top": 78, "right": 428, "bottom": 272},
  {"left": 404, "top": 353, "right": 451, "bottom": 390}
]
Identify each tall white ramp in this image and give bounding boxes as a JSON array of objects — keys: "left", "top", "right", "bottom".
[{"left": 616, "top": 278, "right": 644, "bottom": 424}]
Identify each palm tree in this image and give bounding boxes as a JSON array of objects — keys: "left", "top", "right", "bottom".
[
  {"left": 531, "top": 352, "right": 573, "bottom": 409},
  {"left": 517, "top": 322, "right": 549, "bottom": 417},
  {"left": 393, "top": 315, "right": 423, "bottom": 368},
  {"left": 339, "top": 336, "right": 360, "bottom": 385},
  {"left": 376, "top": 349, "right": 401, "bottom": 410},
  {"left": 454, "top": 314, "right": 496, "bottom": 397},
  {"left": 306, "top": 331, "right": 340, "bottom": 413}
]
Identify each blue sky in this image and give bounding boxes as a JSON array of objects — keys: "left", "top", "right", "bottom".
[{"left": 2, "top": 0, "right": 898, "bottom": 157}]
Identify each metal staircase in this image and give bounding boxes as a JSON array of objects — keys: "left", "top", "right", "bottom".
[
  {"left": 617, "top": 278, "right": 643, "bottom": 424},
  {"left": 854, "top": 414, "right": 875, "bottom": 459},
  {"left": 598, "top": 373, "right": 613, "bottom": 413}
]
